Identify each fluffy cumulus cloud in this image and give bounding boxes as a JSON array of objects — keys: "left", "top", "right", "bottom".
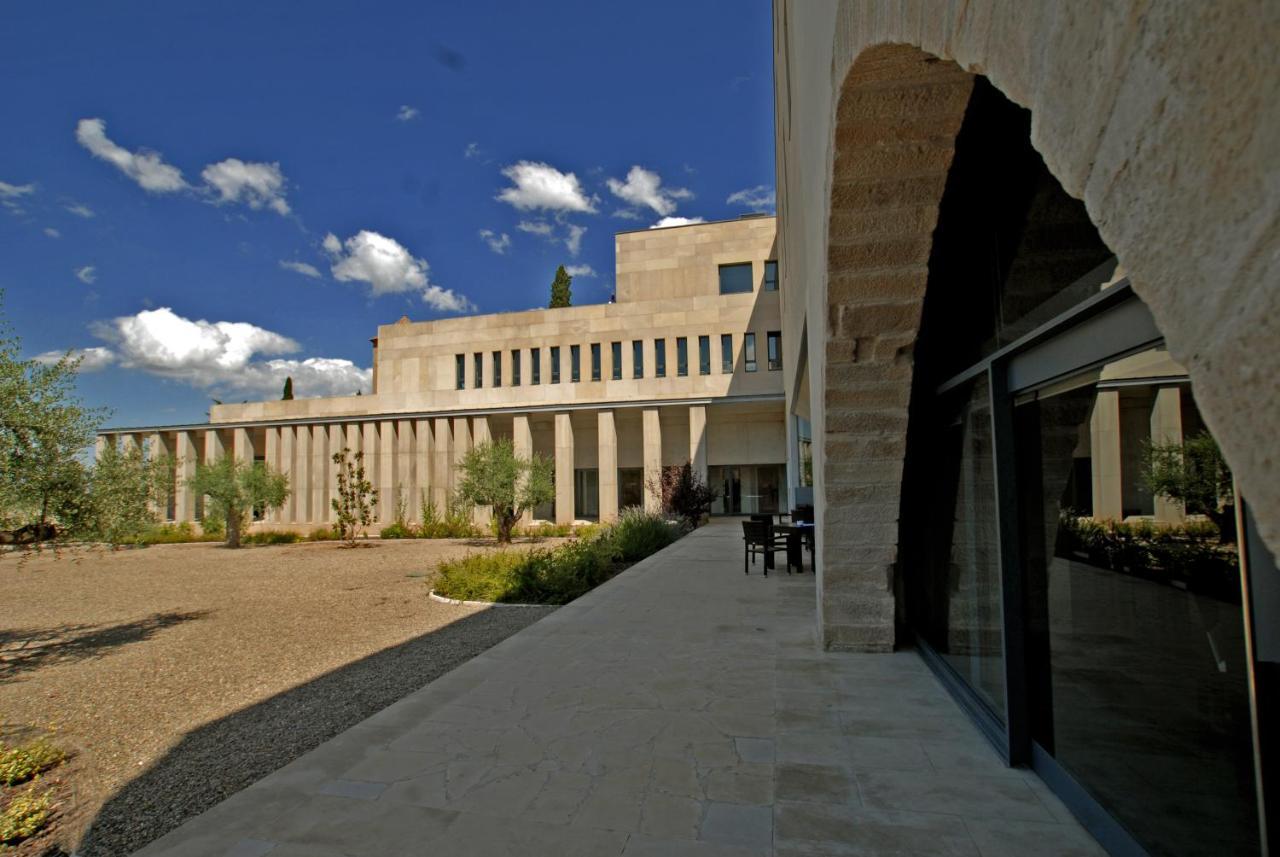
[
  {"left": 497, "top": 161, "right": 597, "bottom": 213},
  {"left": 279, "top": 259, "right": 322, "bottom": 278},
  {"left": 478, "top": 229, "right": 511, "bottom": 255},
  {"left": 607, "top": 166, "right": 692, "bottom": 217},
  {"left": 75, "top": 118, "right": 188, "bottom": 193},
  {"left": 396, "top": 105, "right": 420, "bottom": 121},
  {"left": 650, "top": 216, "right": 705, "bottom": 229},
  {"left": 565, "top": 224, "right": 586, "bottom": 256},
  {"left": 86, "top": 307, "right": 372, "bottom": 397},
  {"left": 33, "top": 346, "right": 115, "bottom": 372},
  {"left": 201, "top": 158, "right": 290, "bottom": 215},
  {"left": 565, "top": 264, "right": 596, "bottom": 278},
  {"left": 323, "top": 230, "right": 474, "bottom": 312},
  {"left": 74, "top": 265, "right": 97, "bottom": 284},
  {"left": 726, "top": 185, "right": 775, "bottom": 208}
]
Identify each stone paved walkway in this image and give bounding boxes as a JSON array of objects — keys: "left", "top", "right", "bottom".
[{"left": 133, "top": 520, "right": 1103, "bottom": 856}]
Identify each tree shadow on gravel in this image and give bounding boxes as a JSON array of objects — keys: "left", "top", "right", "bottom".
[
  {"left": 0, "top": 612, "right": 210, "bottom": 683},
  {"left": 75, "top": 605, "right": 552, "bottom": 857}
]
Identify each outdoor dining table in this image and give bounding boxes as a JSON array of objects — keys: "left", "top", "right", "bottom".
[{"left": 772, "top": 521, "right": 814, "bottom": 573}]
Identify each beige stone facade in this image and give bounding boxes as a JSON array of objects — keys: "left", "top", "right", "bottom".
[
  {"left": 774, "top": 0, "right": 1279, "bottom": 651},
  {"left": 98, "top": 217, "right": 790, "bottom": 528}
]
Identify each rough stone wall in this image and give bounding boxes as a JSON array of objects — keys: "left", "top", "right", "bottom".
[{"left": 782, "top": 0, "right": 1279, "bottom": 650}]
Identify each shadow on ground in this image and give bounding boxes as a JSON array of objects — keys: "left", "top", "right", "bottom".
[
  {"left": 0, "top": 612, "right": 209, "bottom": 683},
  {"left": 74, "top": 605, "right": 551, "bottom": 857}
]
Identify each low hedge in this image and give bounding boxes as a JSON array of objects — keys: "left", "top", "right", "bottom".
[{"left": 434, "top": 508, "right": 683, "bottom": 605}]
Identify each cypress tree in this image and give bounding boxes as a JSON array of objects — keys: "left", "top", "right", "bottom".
[
  {"left": 281, "top": 376, "right": 294, "bottom": 400},
  {"left": 549, "top": 265, "right": 573, "bottom": 308}
]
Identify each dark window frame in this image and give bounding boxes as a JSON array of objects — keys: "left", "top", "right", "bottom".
[
  {"left": 767, "top": 331, "right": 782, "bottom": 371},
  {"left": 611, "top": 341, "right": 622, "bottom": 381},
  {"left": 676, "top": 337, "right": 689, "bottom": 377},
  {"left": 493, "top": 350, "right": 502, "bottom": 387},
  {"left": 764, "top": 260, "right": 778, "bottom": 291},
  {"left": 531, "top": 347, "right": 541, "bottom": 385},
  {"left": 550, "top": 345, "right": 561, "bottom": 384},
  {"left": 591, "top": 343, "right": 601, "bottom": 381},
  {"left": 512, "top": 349, "right": 521, "bottom": 386},
  {"left": 698, "top": 335, "right": 711, "bottom": 375},
  {"left": 474, "top": 352, "right": 483, "bottom": 388},
  {"left": 744, "top": 333, "right": 757, "bottom": 373},
  {"left": 570, "top": 344, "right": 581, "bottom": 383},
  {"left": 632, "top": 340, "right": 643, "bottom": 379},
  {"left": 455, "top": 353, "right": 465, "bottom": 390},
  {"left": 721, "top": 334, "right": 733, "bottom": 373},
  {"left": 655, "top": 338, "right": 667, "bottom": 378},
  {"left": 718, "top": 262, "right": 754, "bottom": 295}
]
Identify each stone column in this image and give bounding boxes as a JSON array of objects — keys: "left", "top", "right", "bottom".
[
  {"left": 433, "top": 418, "right": 452, "bottom": 511},
  {"left": 642, "top": 407, "right": 662, "bottom": 513},
  {"left": 293, "top": 425, "right": 311, "bottom": 523},
  {"left": 233, "top": 427, "right": 253, "bottom": 463},
  {"left": 94, "top": 434, "right": 110, "bottom": 461},
  {"left": 147, "top": 432, "right": 167, "bottom": 520},
  {"left": 1150, "top": 386, "right": 1185, "bottom": 524},
  {"left": 203, "top": 429, "right": 225, "bottom": 464},
  {"left": 1090, "top": 389, "right": 1123, "bottom": 520},
  {"left": 279, "top": 426, "right": 296, "bottom": 523},
  {"left": 414, "top": 419, "right": 433, "bottom": 520},
  {"left": 598, "top": 410, "right": 618, "bottom": 522},
  {"left": 311, "top": 425, "right": 328, "bottom": 526},
  {"left": 326, "top": 424, "right": 344, "bottom": 522},
  {"left": 555, "top": 412, "right": 575, "bottom": 524},
  {"left": 452, "top": 417, "right": 472, "bottom": 506},
  {"left": 396, "top": 420, "right": 415, "bottom": 522},
  {"left": 513, "top": 414, "right": 534, "bottom": 526},
  {"left": 689, "top": 405, "right": 708, "bottom": 485},
  {"left": 174, "top": 430, "right": 197, "bottom": 522},
  {"left": 121, "top": 433, "right": 140, "bottom": 455},
  {"left": 379, "top": 419, "right": 396, "bottom": 522},
  {"left": 471, "top": 416, "right": 492, "bottom": 527},
  {"left": 362, "top": 422, "right": 379, "bottom": 519},
  {"left": 265, "top": 427, "right": 281, "bottom": 525}
]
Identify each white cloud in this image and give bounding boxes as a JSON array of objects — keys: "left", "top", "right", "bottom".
[
  {"left": 323, "top": 229, "right": 474, "bottom": 312},
  {"left": 478, "top": 229, "right": 511, "bottom": 255},
  {"left": 606, "top": 166, "right": 692, "bottom": 217},
  {"left": 516, "top": 219, "right": 553, "bottom": 236},
  {"left": 33, "top": 346, "right": 115, "bottom": 372},
  {"left": 611, "top": 208, "right": 643, "bottom": 220},
  {"left": 75, "top": 265, "right": 97, "bottom": 284},
  {"left": 565, "top": 224, "right": 586, "bottom": 256},
  {"left": 650, "top": 216, "right": 705, "bottom": 229},
  {"left": 497, "top": 161, "right": 597, "bottom": 213},
  {"left": 396, "top": 105, "right": 420, "bottom": 122},
  {"left": 65, "top": 202, "right": 95, "bottom": 218},
  {"left": 279, "top": 260, "right": 322, "bottom": 278},
  {"left": 44, "top": 227, "right": 61, "bottom": 238},
  {"left": 201, "top": 158, "right": 290, "bottom": 215},
  {"left": 726, "top": 185, "right": 775, "bottom": 208},
  {"left": 0, "top": 180, "right": 35, "bottom": 199},
  {"left": 565, "top": 264, "right": 596, "bottom": 278},
  {"left": 464, "top": 142, "right": 480, "bottom": 159},
  {"left": 90, "top": 307, "right": 371, "bottom": 397},
  {"left": 75, "top": 118, "right": 187, "bottom": 193}
]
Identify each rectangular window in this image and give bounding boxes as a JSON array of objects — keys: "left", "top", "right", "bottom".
[
  {"left": 512, "top": 349, "right": 521, "bottom": 386},
  {"left": 676, "top": 337, "right": 688, "bottom": 377},
  {"left": 632, "top": 340, "right": 643, "bottom": 379},
  {"left": 767, "top": 331, "right": 782, "bottom": 371},
  {"left": 474, "top": 352, "right": 483, "bottom": 388},
  {"left": 550, "top": 346, "right": 561, "bottom": 383},
  {"left": 493, "top": 350, "right": 502, "bottom": 387},
  {"left": 698, "top": 335, "right": 711, "bottom": 375},
  {"left": 721, "top": 334, "right": 733, "bottom": 373},
  {"left": 455, "top": 354, "right": 465, "bottom": 390},
  {"left": 764, "top": 260, "right": 778, "bottom": 291},
  {"left": 611, "top": 341, "right": 622, "bottom": 380},
  {"left": 718, "top": 262, "right": 753, "bottom": 295},
  {"left": 744, "top": 333, "right": 757, "bottom": 372},
  {"left": 655, "top": 338, "right": 666, "bottom": 377},
  {"left": 531, "top": 347, "right": 541, "bottom": 384},
  {"left": 570, "top": 344, "right": 581, "bottom": 383},
  {"left": 591, "top": 343, "right": 601, "bottom": 381}
]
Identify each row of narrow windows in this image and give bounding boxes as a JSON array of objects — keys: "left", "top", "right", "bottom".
[{"left": 456, "top": 331, "right": 782, "bottom": 390}]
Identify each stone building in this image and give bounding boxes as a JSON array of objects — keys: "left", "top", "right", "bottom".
[
  {"left": 773, "top": 2, "right": 1276, "bottom": 855},
  {"left": 97, "top": 215, "right": 789, "bottom": 528}
]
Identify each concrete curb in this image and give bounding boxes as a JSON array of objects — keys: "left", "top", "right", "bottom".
[{"left": 427, "top": 589, "right": 547, "bottom": 608}]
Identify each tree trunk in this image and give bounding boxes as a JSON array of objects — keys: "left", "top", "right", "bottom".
[
  {"left": 226, "top": 510, "right": 241, "bottom": 548},
  {"left": 497, "top": 512, "right": 515, "bottom": 544}
]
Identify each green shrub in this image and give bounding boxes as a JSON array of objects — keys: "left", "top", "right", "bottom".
[
  {"left": 307, "top": 527, "right": 336, "bottom": 541},
  {"left": 243, "top": 529, "right": 301, "bottom": 545},
  {"left": 434, "top": 509, "right": 680, "bottom": 604},
  {"left": 517, "top": 521, "right": 573, "bottom": 538},
  {"left": 0, "top": 783, "right": 52, "bottom": 845},
  {"left": 379, "top": 522, "right": 415, "bottom": 539},
  {"left": 136, "top": 522, "right": 223, "bottom": 545},
  {"left": 0, "top": 738, "right": 65, "bottom": 786},
  {"left": 418, "top": 493, "right": 481, "bottom": 538}
]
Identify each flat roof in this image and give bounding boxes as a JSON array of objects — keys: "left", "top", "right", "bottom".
[{"left": 613, "top": 212, "right": 775, "bottom": 237}]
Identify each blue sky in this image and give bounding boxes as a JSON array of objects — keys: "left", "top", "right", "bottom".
[{"left": 0, "top": 2, "right": 775, "bottom": 428}]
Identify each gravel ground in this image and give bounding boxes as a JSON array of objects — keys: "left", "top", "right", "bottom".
[{"left": 0, "top": 538, "right": 558, "bottom": 856}]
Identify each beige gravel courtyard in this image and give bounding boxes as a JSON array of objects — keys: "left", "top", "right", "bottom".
[{"left": 0, "top": 537, "right": 558, "bottom": 856}]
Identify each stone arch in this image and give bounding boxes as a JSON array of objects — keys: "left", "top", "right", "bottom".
[{"left": 816, "top": 2, "right": 1279, "bottom": 650}]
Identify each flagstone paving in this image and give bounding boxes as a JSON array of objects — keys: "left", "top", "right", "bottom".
[{"left": 132, "top": 520, "right": 1103, "bottom": 856}]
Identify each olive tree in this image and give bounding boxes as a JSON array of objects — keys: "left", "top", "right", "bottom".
[
  {"left": 187, "top": 457, "right": 289, "bottom": 548},
  {"left": 86, "top": 442, "right": 173, "bottom": 545},
  {"left": 456, "top": 439, "right": 554, "bottom": 543}
]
